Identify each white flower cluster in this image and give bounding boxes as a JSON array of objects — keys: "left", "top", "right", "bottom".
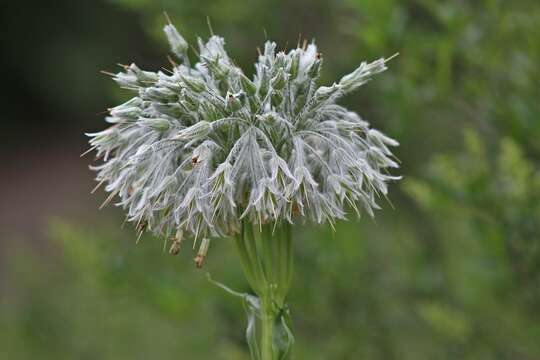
[{"left": 88, "top": 23, "right": 400, "bottom": 245}]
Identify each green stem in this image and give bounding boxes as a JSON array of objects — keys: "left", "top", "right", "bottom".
[
  {"left": 234, "top": 232, "right": 259, "bottom": 293},
  {"left": 235, "top": 220, "right": 294, "bottom": 360},
  {"left": 261, "top": 298, "right": 274, "bottom": 360}
]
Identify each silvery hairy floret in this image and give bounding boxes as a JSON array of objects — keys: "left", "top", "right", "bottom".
[{"left": 87, "top": 22, "right": 400, "bottom": 254}]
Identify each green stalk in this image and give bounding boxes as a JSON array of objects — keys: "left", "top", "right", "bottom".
[
  {"left": 235, "top": 220, "right": 294, "bottom": 360},
  {"left": 260, "top": 297, "right": 274, "bottom": 360},
  {"left": 244, "top": 221, "right": 266, "bottom": 285},
  {"left": 234, "top": 232, "right": 260, "bottom": 294}
]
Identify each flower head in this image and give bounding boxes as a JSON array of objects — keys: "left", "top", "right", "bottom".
[{"left": 88, "top": 22, "right": 400, "bottom": 246}]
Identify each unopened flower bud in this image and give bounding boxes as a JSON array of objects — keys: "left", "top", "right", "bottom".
[
  {"left": 258, "top": 68, "right": 269, "bottom": 97},
  {"left": 129, "top": 63, "right": 158, "bottom": 82},
  {"left": 271, "top": 69, "right": 287, "bottom": 90},
  {"left": 226, "top": 92, "right": 243, "bottom": 112},
  {"left": 114, "top": 72, "right": 139, "bottom": 88},
  {"left": 314, "top": 83, "right": 341, "bottom": 102},
  {"left": 153, "top": 103, "right": 183, "bottom": 117},
  {"left": 271, "top": 90, "right": 283, "bottom": 106},
  {"left": 274, "top": 52, "right": 287, "bottom": 69},
  {"left": 200, "top": 102, "right": 221, "bottom": 121},
  {"left": 181, "top": 98, "right": 198, "bottom": 112},
  {"left": 141, "top": 87, "right": 177, "bottom": 102},
  {"left": 307, "top": 56, "right": 323, "bottom": 78},
  {"left": 175, "top": 121, "right": 212, "bottom": 141},
  {"left": 339, "top": 58, "right": 387, "bottom": 92},
  {"left": 289, "top": 51, "right": 300, "bottom": 79},
  {"left": 180, "top": 74, "right": 206, "bottom": 93},
  {"left": 164, "top": 24, "right": 188, "bottom": 59},
  {"left": 140, "top": 118, "right": 170, "bottom": 131},
  {"left": 203, "top": 57, "right": 230, "bottom": 80},
  {"left": 110, "top": 106, "right": 140, "bottom": 119},
  {"left": 239, "top": 73, "right": 257, "bottom": 96}
]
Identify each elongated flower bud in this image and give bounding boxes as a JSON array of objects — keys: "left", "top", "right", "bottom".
[
  {"left": 128, "top": 63, "right": 158, "bottom": 82},
  {"left": 203, "top": 57, "right": 230, "bottom": 80},
  {"left": 314, "top": 83, "right": 341, "bottom": 102},
  {"left": 289, "top": 51, "right": 300, "bottom": 79},
  {"left": 153, "top": 103, "right": 183, "bottom": 117},
  {"left": 109, "top": 106, "right": 140, "bottom": 119},
  {"left": 139, "top": 118, "right": 170, "bottom": 131},
  {"left": 258, "top": 67, "right": 270, "bottom": 97},
  {"left": 239, "top": 73, "right": 257, "bottom": 96},
  {"left": 307, "top": 56, "right": 323, "bottom": 79},
  {"left": 175, "top": 121, "right": 212, "bottom": 141},
  {"left": 271, "top": 69, "right": 287, "bottom": 90},
  {"left": 180, "top": 74, "right": 206, "bottom": 93},
  {"left": 164, "top": 24, "right": 188, "bottom": 59},
  {"left": 339, "top": 58, "right": 387, "bottom": 92}
]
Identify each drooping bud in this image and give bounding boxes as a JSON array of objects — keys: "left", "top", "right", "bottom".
[
  {"left": 194, "top": 237, "right": 210, "bottom": 268},
  {"left": 367, "top": 129, "right": 399, "bottom": 156},
  {"left": 169, "top": 229, "right": 184, "bottom": 255}
]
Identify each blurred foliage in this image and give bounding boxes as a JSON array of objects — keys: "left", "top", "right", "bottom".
[
  {"left": 0, "top": 1, "right": 162, "bottom": 150},
  {"left": 0, "top": 221, "right": 249, "bottom": 359},
  {"left": 405, "top": 130, "right": 540, "bottom": 306},
  {"left": 2, "top": 0, "right": 540, "bottom": 358}
]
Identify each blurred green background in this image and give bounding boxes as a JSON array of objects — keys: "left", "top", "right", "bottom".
[{"left": 1, "top": 0, "right": 540, "bottom": 359}]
